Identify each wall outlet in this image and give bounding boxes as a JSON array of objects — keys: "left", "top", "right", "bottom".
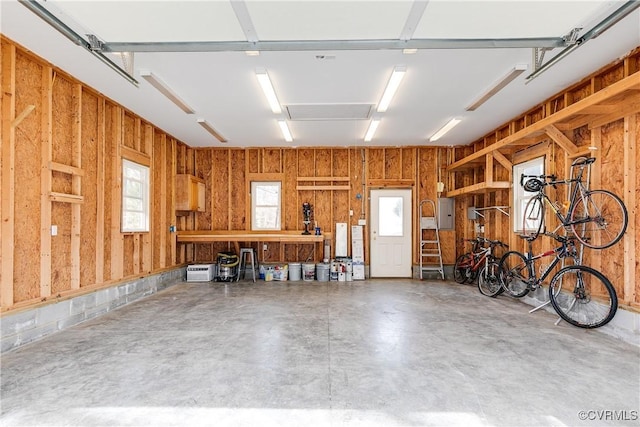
[
  {"left": 358, "top": 219, "right": 366, "bottom": 226},
  {"left": 349, "top": 210, "right": 354, "bottom": 216},
  {"left": 263, "top": 244, "right": 268, "bottom": 251},
  {"left": 51, "top": 225, "right": 57, "bottom": 236}
]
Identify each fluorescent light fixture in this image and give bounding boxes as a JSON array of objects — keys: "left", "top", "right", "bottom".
[
  {"left": 466, "top": 64, "right": 527, "bottom": 111},
  {"left": 245, "top": 50, "right": 260, "bottom": 56},
  {"left": 139, "top": 70, "right": 194, "bottom": 114},
  {"left": 278, "top": 120, "right": 293, "bottom": 142},
  {"left": 377, "top": 66, "right": 406, "bottom": 113},
  {"left": 197, "top": 118, "right": 227, "bottom": 143},
  {"left": 402, "top": 48, "right": 418, "bottom": 55},
  {"left": 256, "top": 68, "right": 282, "bottom": 114},
  {"left": 364, "top": 119, "right": 381, "bottom": 142},
  {"left": 430, "top": 118, "right": 461, "bottom": 142}
]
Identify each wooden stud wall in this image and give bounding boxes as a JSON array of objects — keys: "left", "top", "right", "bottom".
[
  {"left": 451, "top": 46, "right": 640, "bottom": 309},
  {"left": 1, "top": 37, "right": 180, "bottom": 312},
  {"left": 177, "top": 146, "right": 454, "bottom": 266}
]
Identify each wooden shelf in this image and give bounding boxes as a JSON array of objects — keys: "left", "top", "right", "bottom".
[
  {"left": 446, "top": 73, "right": 640, "bottom": 173},
  {"left": 296, "top": 176, "right": 351, "bottom": 191},
  {"left": 445, "top": 181, "right": 510, "bottom": 197}
]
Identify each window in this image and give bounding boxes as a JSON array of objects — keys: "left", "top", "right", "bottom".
[
  {"left": 513, "top": 156, "right": 544, "bottom": 232},
  {"left": 251, "top": 181, "right": 281, "bottom": 230},
  {"left": 122, "top": 159, "right": 150, "bottom": 232}
]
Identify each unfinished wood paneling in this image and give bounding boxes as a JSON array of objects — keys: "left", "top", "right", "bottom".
[
  {"left": 230, "top": 149, "right": 246, "bottom": 230},
  {"left": 1, "top": 38, "right": 185, "bottom": 313}
]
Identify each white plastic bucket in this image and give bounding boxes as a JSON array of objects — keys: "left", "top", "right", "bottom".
[
  {"left": 302, "top": 263, "right": 315, "bottom": 281},
  {"left": 288, "top": 263, "right": 301, "bottom": 281},
  {"left": 316, "top": 263, "right": 330, "bottom": 282}
]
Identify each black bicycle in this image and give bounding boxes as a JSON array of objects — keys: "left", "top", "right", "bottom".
[
  {"left": 521, "top": 157, "right": 627, "bottom": 249},
  {"left": 499, "top": 232, "right": 617, "bottom": 328}
]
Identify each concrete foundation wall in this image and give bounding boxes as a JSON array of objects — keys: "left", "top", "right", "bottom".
[{"left": 1, "top": 267, "right": 186, "bottom": 353}]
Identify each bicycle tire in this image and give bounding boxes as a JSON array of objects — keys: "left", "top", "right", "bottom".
[
  {"left": 548, "top": 265, "right": 617, "bottom": 328},
  {"left": 478, "top": 260, "right": 503, "bottom": 297},
  {"left": 453, "top": 254, "right": 472, "bottom": 284},
  {"left": 499, "top": 251, "right": 531, "bottom": 298},
  {"left": 570, "top": 189, "right": 628, "bottom": 249},
  {"left": 522, "top": 196, "right": 545, "bottom": 239}
]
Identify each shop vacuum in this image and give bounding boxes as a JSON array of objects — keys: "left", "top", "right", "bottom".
[{"left": 215, "top": 251, "right": 239, "bottom": 282}]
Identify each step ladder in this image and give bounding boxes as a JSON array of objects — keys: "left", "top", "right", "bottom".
[{"left": 419, "top": 199, "right": 444, "bottom": 280}]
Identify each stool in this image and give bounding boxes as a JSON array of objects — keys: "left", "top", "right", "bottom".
[{"left": 238, "top": 248, "right": 257, "bottom": 282}]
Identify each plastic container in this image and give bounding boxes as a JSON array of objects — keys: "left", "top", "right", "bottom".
[
  {"left": 302, "top": 263, "right": 315, "bottom": 281},
  {"left": 316, "top": 263, "right": 330, "bottom": 282},
  {"left": 288, "top": 263, "right": 301, "bottom": 281}
]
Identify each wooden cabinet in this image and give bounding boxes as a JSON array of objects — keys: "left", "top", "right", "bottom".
[{"left": 176, "top": 174, "right": 206, "bottom": 212}]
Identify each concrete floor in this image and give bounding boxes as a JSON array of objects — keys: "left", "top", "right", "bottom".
[{"left": 1, "top": 279, "right": 639, "bottom": 427}]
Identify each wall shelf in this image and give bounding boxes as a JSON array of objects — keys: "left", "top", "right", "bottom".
[{"left": 296, "top": 176, "right": 350, "bottom": 191}]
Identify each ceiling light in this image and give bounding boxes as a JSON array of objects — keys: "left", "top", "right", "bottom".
[
  {"left": 139, "top": 70, "right": 194, "bottom": 114},
  {"left": 430, "top": 118, "right": 461, "bottom": 142},
  {"left": 377, "top": 66, "right": 406, "bottom": 113},
  {"left": 402, "top": 48, "right": 418, "bottom": 55},
  {"left": 278, "top": 120, "right": 293, "bottom": 142},
  {"left": 364, "top": 119, "right": 381, "bottom": 142},
  {"left": 256, "top": 68, "right": 282, "bottom": 114},
  {"left": 197, "top": 118, "right": 227, "bottom": 143},
  {"left": 466, "top": 64, "right": 527, "bottom": 111},
  {"left": 245, "top": 51, "right": 260, "bottom": 56}
]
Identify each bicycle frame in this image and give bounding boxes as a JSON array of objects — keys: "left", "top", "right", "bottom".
[{"left": 522, "top": 237, "right": 578, "bottom": 290}]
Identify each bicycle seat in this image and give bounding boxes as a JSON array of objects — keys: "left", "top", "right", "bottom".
[
  {"left": 517, "top": 234, "right": 537, "bottom": 242},
  {"left": 571, "top": 157, "right": 596, "bottom": 167}
]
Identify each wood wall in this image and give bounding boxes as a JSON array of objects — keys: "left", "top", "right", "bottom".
[
  {"left": 1, "top": 37, "right": 182, "bottom": 311},
  {"left": 452, "top": 47, "right": 640, "bottom": 310},
  {"left": 175, "top": 146, "right": 455, "bottom": 267}
]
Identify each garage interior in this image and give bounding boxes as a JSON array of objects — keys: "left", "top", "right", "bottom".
[{"left": 1, "top": 1, "right": 640, "bottom": 426}]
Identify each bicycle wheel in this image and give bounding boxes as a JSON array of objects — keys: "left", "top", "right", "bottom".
[
  {"left": 570, "top": 189, "right": 628, "bottom": 249},
  {"left": 548, "top": 265, "right": 617, "bottom": 328},
  {"left": 522, "top": 196, "right": 545, "bottom": 239},
  {"left": 499, "top": 251, "right": 531, "bottom": 298},
  {"left": 478, "top": 260, "right": 503, "bottom": 297},
  {"left": 453, "top": 254, "right": 472, "bottom": 284}
]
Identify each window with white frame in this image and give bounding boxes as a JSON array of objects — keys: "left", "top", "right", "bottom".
[
  {"left": 513, "top": 156, "right": 544, "bottom": 232},
  {"left": 122, "top": 159, "right": 150, "bottom": 232},
  {"left": 251, "top": 181, "right": 281, "bottom": 230}
]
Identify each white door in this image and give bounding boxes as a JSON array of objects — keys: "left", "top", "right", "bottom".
[{"left": 370, "top": 188, "right": 412, "bottom": 277}]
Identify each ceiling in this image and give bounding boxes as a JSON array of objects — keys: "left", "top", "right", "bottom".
[{"left": 2, "top": 1, "right": 639, "bottom": 148}]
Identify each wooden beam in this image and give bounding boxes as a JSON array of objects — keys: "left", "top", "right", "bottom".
[
  {"left": 170, "top": 138, "right": 177, "bottom": 265},
  {"left": 588, "top": 99, "right": 640, "bottom": 129},
  {"left": 544, "top": 125, "right": 579, "bottom": 156},
  {"left": 296, "top": 185, "right": 351, "bottom": 191},
  {"left": 142, "top": 124, "right": 153, "bottom": 274},
  {"left": 485, "top": 153, "right": 494, "bottom": 184},
  {"left": 10, "top": 104, "right": 35, "bottom": 128},
  {"left": 110, "top": 106, "right": 124, "bottom": 279},
  {"left": 95, "top": 98, "right": 105, "bottom": 284},
  {"left": 296, "top": 177, "right": 350, "bottom": 182},
  {"left": 492, "top": 149, "right": 512, "bottom": 172},
  {"left": 447, "top": 73, "right": 640, "bottom": 172},
  {"left": 159, "top": 133, "right": 167, "bottom": 268},
  {"left": 70, "top": 83, "right": 82, "bottom": 290},
  {"left": 49, "top": 192, "right": 84, "bottom": 204},
  {"left": 49, "top": 161, "right": 84, "bottom": 176},
  {"left": 1, "top": 43, "right": 16, "bottom": 308},
  {"left": 40, "top": 67, "right": 53, "bottom": 299},
  {"left": 623, "top": 115, "right": 636, "bottom": 305},
  {"left": 121, "top": 145, "right": 151, "bottom": 167}
]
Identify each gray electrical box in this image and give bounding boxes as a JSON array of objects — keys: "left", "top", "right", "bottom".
[
  {"left": 437, "top": 197, "right": 455, "bottom": 230},
  {"left": 467, "top": 207, "right": 478, "bottom": 220}
]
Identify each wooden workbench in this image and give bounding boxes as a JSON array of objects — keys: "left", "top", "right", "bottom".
[{"left": 176, "top": 230, "right": 328, "bottom": 259}]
